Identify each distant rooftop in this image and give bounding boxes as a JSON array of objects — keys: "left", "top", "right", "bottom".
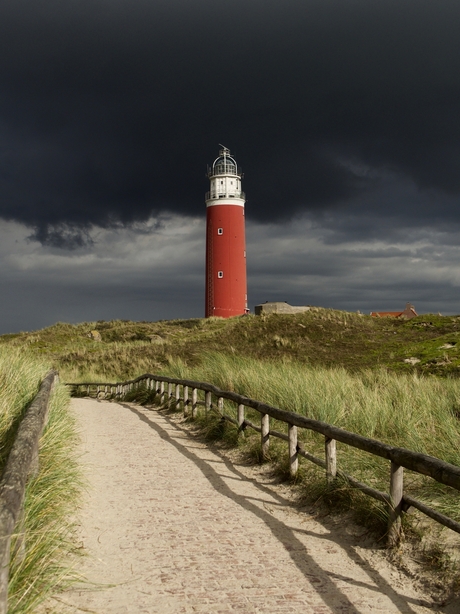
[{"left": 370, "top": 303, "right": 417, "bottom": 320}]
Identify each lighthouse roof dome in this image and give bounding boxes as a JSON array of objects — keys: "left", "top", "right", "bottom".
[{"left": 209, "top": 146, "right": 241, "bottom": 176}]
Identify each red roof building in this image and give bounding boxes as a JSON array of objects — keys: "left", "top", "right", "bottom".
[{"left": 370, "top": 302, "right": 418, "bottom": 320}]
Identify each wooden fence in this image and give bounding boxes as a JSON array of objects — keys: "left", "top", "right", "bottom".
[
  {"left": 0, "top": 370, "right": 58, "bottom": 614},
  {"left": 68, "top": 373, "right": 460, "bottom": 548}
]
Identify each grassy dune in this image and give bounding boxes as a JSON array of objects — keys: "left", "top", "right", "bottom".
[
  {"left": 166, "top": 352, "right": 460, "bottom": 460},
  {"left": 0, "top": 348, "right": 82, "bottom": 614},
  {"left": 2, "top": 309, "right": 460, "bottom": 557},
  {"left": 3, "top": 308, "right": 460, "bottom": 381},
  {"left": 162, "top": 352, "right": 460, "bottom": 526}
]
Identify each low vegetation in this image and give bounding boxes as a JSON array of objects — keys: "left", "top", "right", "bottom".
[
  {"left": 0, "top": 348, "right": 82, "bottom": 613},
  {"left": 2, "top": 308, "right": 460, "bottom": 581},
  {"left": 3, "top": 308, "right": 460, "bottom": 381},
  {"left": 128, "top": 353, "right": 460, "bottom": 536}
]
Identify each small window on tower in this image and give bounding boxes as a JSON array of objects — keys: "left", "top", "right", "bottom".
[
  {"left": 218, "top": 271, "right": 223, "bottom": 278},
  {"left": 221, "top": 181, "right": 223, "bottom": 185},
  {"left": 218, "top": 228, "right": 223, "bottom": 235}
]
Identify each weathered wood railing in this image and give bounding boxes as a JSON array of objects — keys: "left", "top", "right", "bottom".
[
  {"left": 68, "top": 374, "right": 460, "bottom": 547},
  {"left": 0, "top": 370, "right": 58, "bottom": 614}
]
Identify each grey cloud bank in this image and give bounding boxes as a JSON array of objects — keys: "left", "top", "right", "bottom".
[{"left": 1, "top": 215, "right": 459, "bottom": 334}]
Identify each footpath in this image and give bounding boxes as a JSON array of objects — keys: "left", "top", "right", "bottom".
[{"left": 48, "top": 398, "right": 453, "bottom": 613}]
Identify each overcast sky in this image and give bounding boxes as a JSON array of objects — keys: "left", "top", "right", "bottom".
[{"left": 1, "top": 0, "right": 460, "bottom": 333}]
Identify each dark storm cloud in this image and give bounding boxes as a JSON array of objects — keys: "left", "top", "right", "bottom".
[{"left": 1, "top": 0, "right": 460, "bottom": 245}]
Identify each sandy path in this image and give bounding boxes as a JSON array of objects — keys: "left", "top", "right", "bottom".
[{"left": 49, "top": 398, "right": 447, "bottom": 613}]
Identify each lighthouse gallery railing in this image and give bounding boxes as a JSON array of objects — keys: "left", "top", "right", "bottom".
[{"left": 205, "top": 191, "right": 245, "bottom": 201}]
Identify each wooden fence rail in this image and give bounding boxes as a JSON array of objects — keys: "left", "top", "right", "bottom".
[
  {"left": 0, "top": 370, "right": 58, "bottom": 614},
  {"left": 67, "top": 373, "right": 460, "bottom": 546}
]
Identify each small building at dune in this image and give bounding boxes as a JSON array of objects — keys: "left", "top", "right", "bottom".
[
  {"left": 370, "top": 302, "right": 418, "bottom": 320},
  {"left": 254, "top": 302, "right": 311, "bottom": 316}
]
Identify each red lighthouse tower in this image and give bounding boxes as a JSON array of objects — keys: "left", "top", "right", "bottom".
[{"left": 205, "top": 146, "right": 248, "bottom": 318}]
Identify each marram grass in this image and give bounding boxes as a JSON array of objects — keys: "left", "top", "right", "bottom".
[
  {"left": 0, "top": 348, "right": 83, "bottom": 613},
  {"left": 164, "top": 352, "right": 460, "bottom": 525},
  {"left": 165, "top": 352, "right": 460, "bottom": 456},
  {"left": 0, "top": 349, "right": 50, "bottom": 468}
]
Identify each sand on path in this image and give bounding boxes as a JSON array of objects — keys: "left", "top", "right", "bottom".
[{"left": 49, "top": 398, "right": 449, "bottom": 613}]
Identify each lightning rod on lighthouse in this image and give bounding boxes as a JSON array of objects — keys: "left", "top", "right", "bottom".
[{"left": 205, "top": 146, "right": 248, "bottom": 318}]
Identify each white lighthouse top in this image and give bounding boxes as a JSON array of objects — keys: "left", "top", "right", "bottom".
[
  {"left": 208, "top": 145, "right": 241, "bottom": 178},
  {"left": 205, "top": 145, "right": 245, "bottom": 206}
]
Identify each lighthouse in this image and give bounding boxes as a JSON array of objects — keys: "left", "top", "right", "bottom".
[{"left": 205, "top": 146, "right": 248, "bottom": 318}]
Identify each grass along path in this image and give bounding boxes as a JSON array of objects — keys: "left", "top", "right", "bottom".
[
  {"left": 162, "top": 353, "right": 460, "bottom": 528},
  {"left": 0, "top": 348, "right": 83, "bottom": 614}
]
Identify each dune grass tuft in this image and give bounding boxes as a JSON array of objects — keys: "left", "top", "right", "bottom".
[
  {"left": 0, "top": 349, "right": 49, "bottom": 468},
  {"left": 0, "top": 348, "right": 83, "bottom": 613},
  {"left": 164, "top": 352, "right": 460, "bottom": 527}
]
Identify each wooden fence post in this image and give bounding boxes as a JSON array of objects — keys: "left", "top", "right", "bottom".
[
  {"left": 288, "top": 424, "right": 298, "bottom": 477},
  {"left": 168, "top": 383, "right": 173, "bottom": 407},
  {"left": 238, "top": 404, "right": 245, "bottom": 434},
  {"left": 217, "top": 397, "right": 224, "bottom": 413},
  {"left": 183, "top": 386, "right": 189, "bottom": 414},
  {"left": 175, "top": 384, "right": 181, "bottom": 410},
  {"left": 205, "top": 391, "right": 212, "bottom": 416},
  {"left": 192, "top": 388, "right": 198, "bottom": 418},
  {"left": 261, "top": 413, "right": 270, "bottom": 458},
  {"left": 160, "top": 381, "right": 165, "bottom": 405},
  {"left": 388, "top": 462, "right": 404, "bottom": 547},
  {"left": 325, "top": 437, "right": 337, "bottom": 484}
]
